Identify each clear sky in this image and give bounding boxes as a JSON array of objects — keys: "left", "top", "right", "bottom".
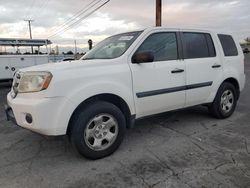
[{"left": 0, "top": 0, "right": 249, "bottom": 50}]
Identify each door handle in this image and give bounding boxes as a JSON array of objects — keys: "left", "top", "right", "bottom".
[
  {"left": 171, "top": 69, "right": 184, "bottom": 74},
  {"left": 212, "top": 64, "right": 221, "bottom": 68},
  {"left": 5, "top": 66, "right": 9, "bottom": 70}
]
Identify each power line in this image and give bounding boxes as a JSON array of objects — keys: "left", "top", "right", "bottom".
[
  {"left": 32, "top": 0, "right": 51, "bottom": 20},
  {"left": 47, "top": 0, "right": 100, "bottom": 36},
  {"left": 25, "top": 0, "right": 37, "bottom": 19},
  {"left": 54, "top": 0, "right": 98, "bottom": 29},
  {"left": 48, "top": 0, "right": 110, "bottom": 38}
]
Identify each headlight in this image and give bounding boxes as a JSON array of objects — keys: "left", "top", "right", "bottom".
[{"left": 18, "top": 71, "right": 53, "bottom": 93}]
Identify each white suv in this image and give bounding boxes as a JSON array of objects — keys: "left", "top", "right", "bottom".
[{"left": 5, "top": 27, "right": 245, "bottom": 159}]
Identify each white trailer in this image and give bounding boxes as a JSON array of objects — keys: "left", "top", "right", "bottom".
[{"left": 0, "top": 38, "right": 52, "bottom": 81}]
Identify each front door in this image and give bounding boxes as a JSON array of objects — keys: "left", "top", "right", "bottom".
[{"left": 129, "top": 31, "right": 186, "bottom": 118}]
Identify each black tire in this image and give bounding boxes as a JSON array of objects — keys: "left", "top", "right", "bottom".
[
  {"left": 209, "top": 82, "right": 237, "bottom": 119},
  {"left": 70, "top": 101, "right": 126, "bottom": 160}
]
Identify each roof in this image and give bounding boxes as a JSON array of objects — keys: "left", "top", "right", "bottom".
[
  {"left": 0, "top": 38, "right": 52, "bottom": 46},
  {"left": 144, "top": 26, "right": 235, "bottom": 35},
  {"left": 144, "top": 26, "right": 212, "bottom": 33}
]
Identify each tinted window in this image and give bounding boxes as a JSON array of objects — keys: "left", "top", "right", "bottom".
[
  {"left": 136, "top": 32, "right": 178, "bottom": 62},
  {"left": 183, "top": 32, "right": 215, "bottom": 59},
  {"left": 205, "top": 34, "right": 216, "bottom": 57},
  {"left": 218, "top": 34, "right": 238, "bottom": 56}
]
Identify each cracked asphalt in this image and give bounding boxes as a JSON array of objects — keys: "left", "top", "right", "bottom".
[{"left": 0, "top": 54, "right": 250, "bottom": 188}]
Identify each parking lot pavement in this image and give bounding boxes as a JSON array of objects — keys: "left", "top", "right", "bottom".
[{"left": 0, "top": 55, "right": 249, "bottom": 188}]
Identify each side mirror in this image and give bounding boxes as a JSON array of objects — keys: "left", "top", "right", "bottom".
[{"left": 132, "top": 51, "right": 154, "bottom": 64}]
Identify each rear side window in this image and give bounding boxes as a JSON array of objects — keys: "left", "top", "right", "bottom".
[
  {"left": 218, "top": 34, "right": 238, "bottom": 56},
  {"left": 135, "top": 32, "right": 178, "bottom": 62},
  {"left": 205, "top": 34, "right": 216, "bottom": 57},
  {"left": 183, "top": 32, "right": 216, "bottom": 59}
]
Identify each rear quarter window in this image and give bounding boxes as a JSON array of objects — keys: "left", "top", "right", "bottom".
[{"left": 218, "top": 34, "right": 238, "bottom": 56}]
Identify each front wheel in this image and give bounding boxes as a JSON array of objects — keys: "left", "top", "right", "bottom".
[
  {"left": 70, "top": 101, "right": 126, "bottom": 160},
  {"left": 209, "top": 82, "right": 238, "bottom": 119}
]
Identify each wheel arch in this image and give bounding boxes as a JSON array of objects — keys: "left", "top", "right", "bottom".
[
  {"left": 67, "top": 93, "right": 135, "bottom": 135},
  {"left": 222, "top": 77, "right": 240, "bottom": 99}
]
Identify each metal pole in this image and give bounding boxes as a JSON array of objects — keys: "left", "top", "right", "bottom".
[
  {"left": 156, "top": 0, "right": 162, "bottom": 27},
  {"left": 24, "top": 19, "right": 34, "bottom": 53}
]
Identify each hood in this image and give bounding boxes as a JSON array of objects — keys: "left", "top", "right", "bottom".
[{"left": 20, "top": 59, "right": 114, "bottom": 73}]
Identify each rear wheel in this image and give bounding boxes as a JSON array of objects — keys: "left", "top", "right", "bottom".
[
  {"left": 209, "top": 82, "right": 237, "bottom": 119},
  {"left": 70, "top": 101, "right": 126, "bottom": 159}
]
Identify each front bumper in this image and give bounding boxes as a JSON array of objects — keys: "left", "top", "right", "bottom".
[
  {"left": 4, "top": 104, "right": 17, "bottom": 124},
  {"left": 6, "top": 93, "right": 75, "bottom": 136}
]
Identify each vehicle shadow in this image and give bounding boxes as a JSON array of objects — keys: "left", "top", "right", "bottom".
[
  {"left": 0, "top": 81, "right": 12, "bottom": 89},
  {"left": 0, "top": 105, "right": 214, "bottom": 161}
]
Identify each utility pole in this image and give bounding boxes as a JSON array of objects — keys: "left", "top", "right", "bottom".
[
  {"left": 24, "top": 19, "right": 34, "bottom": 53},
  {"left": 74, "top": 40, "right": 77, "bottom": 60},
  {"left": 156, "top": 0, "right": 162, "bottom": 26},
  {"left": 74, "top": 40, "right": 77, "bottom": 54}
]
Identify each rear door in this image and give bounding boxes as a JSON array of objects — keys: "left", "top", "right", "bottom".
[
  {"left": 181, "top": 31, "right": 223, "bottom": 106},
  {"left": 129, "top": 31, "right": 186, "bottom": 118}
]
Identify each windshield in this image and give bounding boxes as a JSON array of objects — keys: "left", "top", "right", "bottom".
[{"left": 81, "top": 31, "right": 142, "bottom": 60}]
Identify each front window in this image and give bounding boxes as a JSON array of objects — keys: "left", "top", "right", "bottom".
[
  {"left": 82, "top": 31, "right": 142, "bottom": 60},
  {"left": 135, "top": 32, "right": 178, "bottom": 62}
]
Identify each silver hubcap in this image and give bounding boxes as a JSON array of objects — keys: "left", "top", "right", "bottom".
[
  {"left": 84, "top": 114, "right": 118, "bottom": 151},
  {"left": 220, "top": 90, "right": 234, "bottom": 113}
]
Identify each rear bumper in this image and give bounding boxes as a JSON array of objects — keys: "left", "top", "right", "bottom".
[{"left": 240, "top": 73, "right": 246, "bottom": 91}]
